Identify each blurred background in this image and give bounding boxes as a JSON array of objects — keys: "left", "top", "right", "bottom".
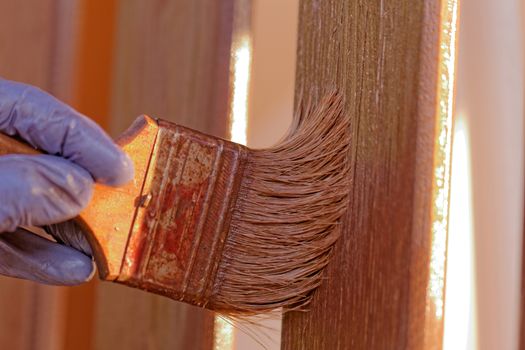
[{"left": 0, "top": 0, "right": 522, "bottom": 349}]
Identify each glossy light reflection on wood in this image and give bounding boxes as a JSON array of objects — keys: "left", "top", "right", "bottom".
[
  {"left": 282, "top": 0, "right": 458, "bottom": 349},
  {"left": 426, "top": 0, "right": 458, "bottom": 342}
]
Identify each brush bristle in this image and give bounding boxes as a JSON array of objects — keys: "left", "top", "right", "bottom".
[{"left": 210, "top": 91, "right": 351, "bottom": 315}]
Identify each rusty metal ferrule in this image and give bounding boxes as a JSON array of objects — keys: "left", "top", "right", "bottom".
[{"left": 117, "top": 119, "right": 249, "bottom": 306}]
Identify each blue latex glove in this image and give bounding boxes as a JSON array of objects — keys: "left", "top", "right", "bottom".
[{"left": 0, "top": 78, "right": 134, "bottom": 285}]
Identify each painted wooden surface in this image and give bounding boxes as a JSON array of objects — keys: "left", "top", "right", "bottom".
[
  {"left": 0, "top": 2, "right": 114, "bottom": 349},
  {"left": 0, "top": 2, "right": 68, "bottom": 350},
  {"left": 93, "top": 1, "right": 237, "bottom": 349},
  {"left": 109, "top": 0, "right": 235, "bottom": 138},
  {"left": 0, "top": 1, "right": 238, "bottom": 349},
  {"left": 59, "top": 2, "right": 116, "bottom": 349},
  {"left": 282, "top": 0, "right": 457, "bottom": 349}
]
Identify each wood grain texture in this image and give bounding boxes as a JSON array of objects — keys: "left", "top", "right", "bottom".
[
  {"left": 94, "top": 1, "right": 236, "bottom": 349},
  {"left": 59, "top": 2, "right": 117, "bottom": 349},
  {"left": 0, "top": 2, "right": 69, "bottom": 350},
  {"left": 282, "top": 0, "right": 455, "bottom": 349},
  {"left": 95, "top": 285, "right": 215, "bottom": 350},
  {"left": 0, "top": 1, "right": 55, "bottom": 89},
  {"left": 109, "top": 0, "right": 235, "bottom": 138}
]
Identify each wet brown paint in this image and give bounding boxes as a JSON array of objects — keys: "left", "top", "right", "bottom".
[{"left": 0, "top": 94, "right": 350, "bottom": 317}]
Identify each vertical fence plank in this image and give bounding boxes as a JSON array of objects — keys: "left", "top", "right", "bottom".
[
  {"left": 94, "top": 1, "right": 237, "bottom": 349},
  {"left": 59, "top": 1, "right": 118, "bottom": 350},
  {"left": 0, "top": 2, "right": 68, "bottom": 349},
  {"left": 0, "top": 3, "right": 87, "bottom": 350},
  {"left": 282, "top": 0, "right": 458, "bottom": 349}
]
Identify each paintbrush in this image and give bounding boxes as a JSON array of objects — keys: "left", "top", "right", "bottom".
[{"left": 0, "top": 91, "right": 350, "bottom": 315}]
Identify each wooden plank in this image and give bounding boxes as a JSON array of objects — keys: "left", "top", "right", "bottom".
[
  {"left": 0, "top": 2, "right": 67, "bottom": 349},
  {"left": 282, "top": 0, "right": 457, "bottom": 349},
  {"left": 94, "top": 1, "right": 236, "bottom": 349},
  {"left": 0, "top": 281, "right": 34, "bottom": 349},
  {"left": 0, "top": 1, "right": 55, "bottom": 89},
  {"left": 109, "top": 0, "right": 235, "bottom": 137},
  {"left": 56, "top": 2, "right": 119, "bottom": 350},
  {"left": 73, "top": 0, "right": 118, "bottom": 130}
]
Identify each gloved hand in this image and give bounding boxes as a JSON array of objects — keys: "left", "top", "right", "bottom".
[{"left": 0, "top": 78, "right": 134, "bottom": 285}]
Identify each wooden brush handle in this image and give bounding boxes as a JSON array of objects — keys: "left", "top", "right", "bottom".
[
  {"left": 0, "top": 115, "right": 159, "bottom": 281},
  {"left": 0, "top": 134, "right": 41, "bottom": 156}
]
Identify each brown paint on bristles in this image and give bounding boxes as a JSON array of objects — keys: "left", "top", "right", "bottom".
[
  {"left": 0, "top": 90, "right": 350, "bottom": 317},
  {"left": 210, "top": 90, "right": 351, "bottom": 315}
]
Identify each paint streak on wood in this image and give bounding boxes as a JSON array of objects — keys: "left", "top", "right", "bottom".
[
  {"left": 282, "top": 0, "right": 457, "bottom": 349},
  {"left": 93, "top": 1, "right": 236, "bottom": 349}
]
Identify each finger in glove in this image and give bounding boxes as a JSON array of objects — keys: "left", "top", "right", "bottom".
[
  {"left": 0, "top": 79, "right": 134, "bottom": 186},
  {"left": 0, "top": 228, "right": 95, "bottom": 286},
  {"left": 0, "top": 154, "right": 93, "bottom": 232}
]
